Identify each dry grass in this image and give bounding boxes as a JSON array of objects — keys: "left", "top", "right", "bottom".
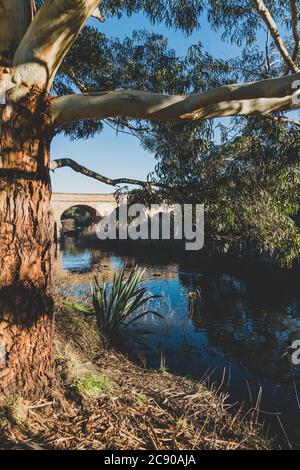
[{"left": 0, "top": 298, "right": 270, "bottom": 450}]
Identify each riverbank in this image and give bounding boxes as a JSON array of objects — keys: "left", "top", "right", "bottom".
[{"left": 0, "top": 296, "right": 269, "bottom": 450}]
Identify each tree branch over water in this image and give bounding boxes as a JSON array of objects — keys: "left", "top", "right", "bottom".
[{"left": 50, "top": 158, "right": 166, "bottom": 188}]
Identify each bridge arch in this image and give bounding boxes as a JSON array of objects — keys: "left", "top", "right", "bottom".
[
  {"left": 51, "top": 193, "right": 118, "bottom": 240},
  {"left": 60, "top": 204, "right": 102, "bottom": 223}
]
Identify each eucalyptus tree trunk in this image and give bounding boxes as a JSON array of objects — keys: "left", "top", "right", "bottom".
[
  {"left": 0, "top": 0, "right": 101, "bottom": 400},
  {"left": 0, "top": 67, "right": 54, "bottom": 398}
]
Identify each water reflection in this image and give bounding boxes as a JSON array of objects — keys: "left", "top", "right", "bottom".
[{"left": 55, "top": 239, "right": 300, "bottom": 448}]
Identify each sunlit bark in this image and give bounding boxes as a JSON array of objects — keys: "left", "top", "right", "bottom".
[
  {"left": 0, "top": 67, "right": 54, "bottom": 398},
  {"left": 92, "top": 6, "right": 105, "bottom": 23},
  {"left": 13, "top": 0, "right": 100, "bottom": 91}
]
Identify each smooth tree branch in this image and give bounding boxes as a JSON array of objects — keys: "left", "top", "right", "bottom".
[
  {"left": 49, "top": 159, "right": 217, "bottom": 192},
  {"left": 12, "top": 0, "right": 100, "bottom": 92},
  {"left": 265, "top": 115, "right": 300, "bottom": 127},
  {"left": 49, "top": 158, "right": 166, "bottom": 188},
  {"left": 253, "top": 0, "right": 299, "bottom": 73},
  {"left": 265, "top": 31, "right": 271, "bottom": 77},
  {"left": 61, "top": 63, "right": 88, "bottom": 92},
  {"left": 60, "top": 65, "right": 151, "bottom": 141},
  {"left": 60, "top": 65, "right": 152, "bottom": 143},
  {"left": 290, "top": 0, "right": 300, "bottom": 61},
  {"left": 50, "top": 73, "right": 300, "bottom": 127},
  {"left": 91, "top": 6, "right": 105, "bottom": 23}
]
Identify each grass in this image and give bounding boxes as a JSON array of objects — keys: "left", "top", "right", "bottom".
[
  {"left": 74, "top": 374, "right": 112, "bottom": 397},
  {"left": 134, "top": 392, "right": 149, "bottom": 405},
  {"left": 0, "top": 400, "right": 28, "bottom": 427}
]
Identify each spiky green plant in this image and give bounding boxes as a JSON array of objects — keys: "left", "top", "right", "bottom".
[
  {"left": 93, "top": 266, "right": 163, "bottom": 346},
  {"left": 70, "top": 266, "right": 162, "bottom": 346}
]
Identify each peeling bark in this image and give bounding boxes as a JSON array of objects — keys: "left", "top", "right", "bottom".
[{"left": 0, "top": 68, "right": 54, "bottom": 399}]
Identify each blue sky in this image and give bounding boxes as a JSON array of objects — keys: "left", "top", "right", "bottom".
[{"left": 50, "top": 12, "right": 257, "bottom": 194}]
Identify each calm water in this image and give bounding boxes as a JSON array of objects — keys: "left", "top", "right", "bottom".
[{"left": 57, "top": 240, "right": 300, "bottom": 449}]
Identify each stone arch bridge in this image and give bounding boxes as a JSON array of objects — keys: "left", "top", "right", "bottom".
[{"left": 51, "top": 193, "right": 118, "bottom": 240}]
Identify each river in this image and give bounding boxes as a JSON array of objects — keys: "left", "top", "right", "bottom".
[{"left": 56, "top": 238, "right": 300, "bottom": 449}]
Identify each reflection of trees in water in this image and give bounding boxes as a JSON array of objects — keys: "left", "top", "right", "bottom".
[
  {"left": 75, "top": 240, "right": 183, "bottom": 269},
  {"left": 178, "top": 268, "right": 300, "bottom": 383},
  {"left": 56, "top": 238, "right": 108, "bottom": 274},
  {"left": 63, "top": 238, "right": 104, "bottom": 262}
]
